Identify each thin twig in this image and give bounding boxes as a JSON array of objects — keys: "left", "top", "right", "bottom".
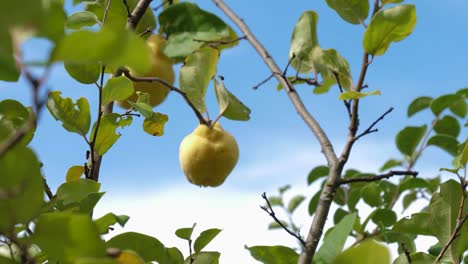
[
  {"left": 122, "top": 0, "right": 132, "bottom": 18},
  {"left": 339, "top": 170, "right": 418, "bottom": 185},
  {"left": 138, "top": 27, "right": 153, "bottom": 37},
  {"left": 332, "top": 72, "right": 352, "bottom": 118},
  {"left": 252, "top": 73, "right": 275, "bottom": 90},
  {"left": 354, "top": 107, "right": 394, "bottom": 141},
  {"left": 260, "top": 193, "right": 306, "bottom": 248},
  {"left": 402, "top": 243, "right": 412, "bottom": 263},
  {"left": 122, "top": 70, "right": 209, "bottom": 126},
  {"left": 283, "top": 53, "right": 295, "bottom": 76}
]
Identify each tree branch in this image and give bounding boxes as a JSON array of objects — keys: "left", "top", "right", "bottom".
[
  {"left": 260, "top": 193, "right": 306, "bottom": 248},
  {"left": 211, "top": 0, "right": 336, "bottom": 163},
  {"left": 88, "top": 0, "right": 154, "bottom": 182},
  {"left": 122, "top": 70, "right": 209, "bottom": 126},
  {"left": 354, "top": 107, "right": 394, "bottom": 141},
  {"left": 338, "top": 170, "right": 418, "bottom": 185},
  {"left": 210, "top": 2, "right": 340, "bottom": 263}
]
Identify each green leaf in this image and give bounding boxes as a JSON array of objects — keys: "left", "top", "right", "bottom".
[
  {"left": 106, "top": 232, "right": 166, "bottom": 262},
  {"left": 450, "top": 97, "right": 467, "bottom": 118},
  {"left": 333, "top": 187, "right": 346, "bottom": 206},
  {"left": 289, "top": 11, "right": 319, "bottom": 73},
  {"left": 431, "top": 94, "right": 458, "bottom": 116},
  {"left": 159, "top": 2, "right": 237, "bottom": 60},
  {"left": 287, "top": 195, "right": 306, "bottom": 213},
  {"left": 308, "top": 192, "right": 321, "bottom": 215},
  {"left": 37, "top": 0, "right": 67, "bottom": 43},
  {"left": 309, "top": 47, "right": 353, "bottom": 91},
  {"left": 175, "top": 223, "right": 196, "bottom": 240},
  {"left": 65, "top": 165, "right": 84, "bottom": 182},
  {"left": 430, "top": 180, "right": 466, "bottom": 260},
  {"left": 279, "top": 185, "right": 291, "bottom": 194},
  {"left": 360, "top": 182, "right": 382, "bottom": 207},
  {"left": 363, "top": 5, "right": 417, "bottom": 56},
  {"left": 94, "top": 213, "right": 129, "bottom": 235},
  {"left": 34, "top": 212, "right": 106, "bottom": 262},
  {"left": 143, "top": 112, "right": 168, "bottom": 136},
  {"left": 102, "top": 76, "right": 134, "bottom": 105},
  {"left": 325, "top": 0, "right": 369, "bottom": 25},
  {"left": 0, "top": 29, "right": 20, "bottom": 82},
  {"left": 460, "top": 142, "right": 468, "bottom": 166},
  {"left": 307, "top": 165, "right": 329, "bottom": 185},
  {"left": 382, "top": 0, "right": 404, "bottom": 5},
  {"left": 371, "top": 208, "right": 397, "bottom": 227},
  {"left": 214, "top": 78, "right": 251, "bottom": 121},
  {"left": 165, "top": 247, "right": 184, "bottom": 264},
  {"left": 0, "top": 146, "right": 43, "bottom": 232},
  {"left": 379, "top": 159, "right": 403, "bottom": 172},
  {"left": 338, "top": 90, "right": 381, "bottom": 100},
  {"left": 396, "top": 125, "right": 427, "bottom": 156},
  {"left": 129, "top": 101, "right": 153, "bottom": 118},
  {"left": 399, "top": 177, "right": 431, "bottom": 192},
  {"left": 427, "top": 134, "right": 459, "bottom": 156},
  {"left": 0, "top": 99, "right": 35, "bottom": 145},
  {"left": 184, "top": 252, "right": 220, "bottom": 264},
  {"left": 380, "top": 181, "right": 398, "bottom": 206},
  {"left": 316, "top": 213, "right": 357, "bottom": 263},
  {"left": 47, "top": 91, "right": 91, "bottom": 136},
  {"left": 333, "top": 208, "right": 349, "bottom": 224},
  {"left": 402, "top": 191, "right": 418, "bottom": 211},
  {"left": 393, "top": 252, "right": 435, "bottom": 264},
  {"left": 194, "top": 228, "right": 222, "bottom": 253},
  {"left": 245, "top": 245, "right": 299, "bottom": 264},
  {"left": 64, "top": 62, "right": 101, "bottom": 84},
  {"left": 434, "top": 115, "right": 460, "bottom": 137},
  {"left": 91, "top": 113, "right": 132, "bottom": 155},
  {"left": 56, "top": 178, "right": 100, "bottom": 207},
  {"left": 407, "top": 96, "right": 432, "bottom": 117},
  {"left": 78, "top": 192, "right": 105, "bottom": 214},
  {"left": 332, "top": 239, "right": 390, "bottom": 264},
  {"left": 268, "top": 220, "right": 289, "bottom": 230},
  {"left": 382, "top": 231, "right": 416, "bottom": 254},
  {"left": 268, "top": 196, "right": 283, "bottom": 207},
  {"left": 179, "top": 47, "right": 219, "bottom": 113},
  {"left": 66, "top": 11, "right": 99, "bottom": 29},
  {"left": 52, "top": 27, "right": 151, "bottom": 74}
]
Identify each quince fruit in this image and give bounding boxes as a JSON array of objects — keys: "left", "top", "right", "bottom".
[
  {"left": 117, "top": 34, "right": 174, "bottom": 109},
  {"left": 179, "top": 122, "right": 239, "bottom": 187}
]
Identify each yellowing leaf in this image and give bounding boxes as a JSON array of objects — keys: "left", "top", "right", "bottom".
[
  {"left": 66, "top": 165, "right": 84, "bottom": 182},
  {"left": 339, "top": 90, "right": 381, "bottom": 100},
  {"left": 116, "top": 250, "right": 145, "bottom": 264},
  {"left": 143, "top": 112, "right": 168, "bottom": 136}
]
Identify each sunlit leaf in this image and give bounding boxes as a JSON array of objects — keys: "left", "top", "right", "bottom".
[
  {"left": 325, "top": 0, "right": 369, "bottom": 25},
  {"left": 128, "top": 101, "right": 153, "bottom": 118},
  {"left": 56, "top": 178, "right": 100, "bottom": 207},
  {"left": 179, "top": 47, "right": 219, "bottom": 113},
  {"left": 64, "top": 62, "right": 101, "bottom": 84},
  {"left": 65, "top": 165, "right": 84, "bottom": 182},
  {"left": 332, "top": 239, "right": 390, "bottom": 264},
  {"left": 0, "top": 99, "right": 35, "bottom": 145},
  {"left": 184, "top": 251, "right": 220, "bottom": 264},
  {"left": 393, "top": 252, "right": 435, "bottom": 264},
  {"left": 396, "top": 125, "right": 427, "bottom": 156},
  {"left": 34, "top": 212, "right": 106, "bottom": 262},
  {"left": 116, "top": 250, "right": 145, "bottom": 264},
  {"left": 339, "top": 90, "right": 381, "bottom": 100},
  {"left": 47, "top": 91, "right": 91, "bottom": 136},
  {"left": 91, "top": 113, "right": 132, "bottom": 155},
  {"left": 407, "top": 96, "right": 432, "bottom": 117},
  {"left": 268, "top": 196, "right": 283, "bottom": 207},
  {"left": 102, "top": 76, "right": 134, "bottom": 105},
  {"left": 245, "top": 245, "right": 298, "bottom": 264},
  {"left": 316, "top": 213, "right": 357, "bottom": 263},
  {"left": 52, "top": 27, "right": 151, "bottom": 74},
  {"left": 289, "top": 11, "right": 319, "bottom": 73},
  {"left": 106, "top": 232, "right": 166, "bottom": 262},
  {"left": 194, "top": 228, "right": 222, "bottom": 253},
  {"left": 143, "top": 112, "right": 168, "bottom": 136},
  {"left": 66, "top": 11, "right": 99, "bottom": 29},
  {"left": 214, "top": 78, "right": 251, "bottom": 121},
  {"left": 379, "top": 159, "right": 403, "bottom": 172},
  {"left": 95, "top": 213, "right": 129, "bottom": 235},
  {"left": 363, "top": 5, "right": 416, "bottom": 56},
  {"left": 310, "top": 47, "right": 353, "bottom": 91},
  {"left": 434, "top": 115, "right": 460, "bottom": 137},
  {"left": 159, "top": 3, "right": 236, "bottom": 60}
]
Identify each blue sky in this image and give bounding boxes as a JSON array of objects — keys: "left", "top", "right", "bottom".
[{"left": 1, "top": 0, "right": 467, "bottom": 262}]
